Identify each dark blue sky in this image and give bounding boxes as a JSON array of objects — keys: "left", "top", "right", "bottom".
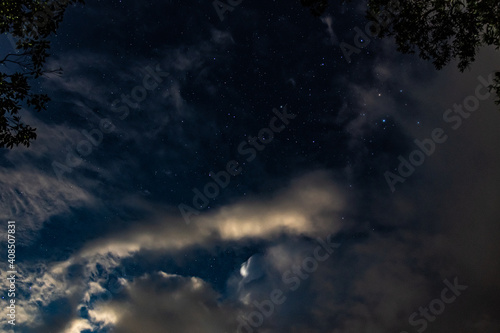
[{"left": 1, "top": 0, "right": 500, "bottom": 332}]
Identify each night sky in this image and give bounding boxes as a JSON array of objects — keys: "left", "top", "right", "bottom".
[{"left": 1, "top": 0, "right": 500, "bottom": 332}]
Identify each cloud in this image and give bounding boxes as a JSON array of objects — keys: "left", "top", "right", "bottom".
[
  {"left": 0, "top": 170, "right": 346, "bottom": 332},
  {"left": 321, "top": 15, "right": 338, "bottom": 45},
  {"left": 0, "top": 167, "right": 95, "bottom": 243},
  {"left": 62, "top": 318, "right": 93, "bottom": 333},
  {"left": 79, "top": 170, "right": 345, "bottom": 259},
  {"left": 105, "top": 272, "right": 239, "bottom": 333}
]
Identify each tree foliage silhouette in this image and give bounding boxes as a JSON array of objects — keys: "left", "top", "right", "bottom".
[
  {"left": 0, "top": 0, "right": 84, "bottom": 149},
  {"left": 300, "top": 0, "right": 500, "bottom": 103},
  {"left": 367, "top": 0, "right": 500, "bottom": 102}
]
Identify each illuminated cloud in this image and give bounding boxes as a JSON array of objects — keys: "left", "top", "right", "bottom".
[{"left": 79, "top": 170, "right": 345, "bottom": 259}]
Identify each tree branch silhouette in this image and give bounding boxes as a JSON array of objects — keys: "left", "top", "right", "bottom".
[
  {"left": 0, "top": 0, "right": 85, "bottom": 149},
  {"left": 300, "top": 0, "right": 500, "bottom": 105}
]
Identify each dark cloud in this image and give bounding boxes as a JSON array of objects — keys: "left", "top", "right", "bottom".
[{"left": 1, "top": 0, "right": 500, "bottom": 332}]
